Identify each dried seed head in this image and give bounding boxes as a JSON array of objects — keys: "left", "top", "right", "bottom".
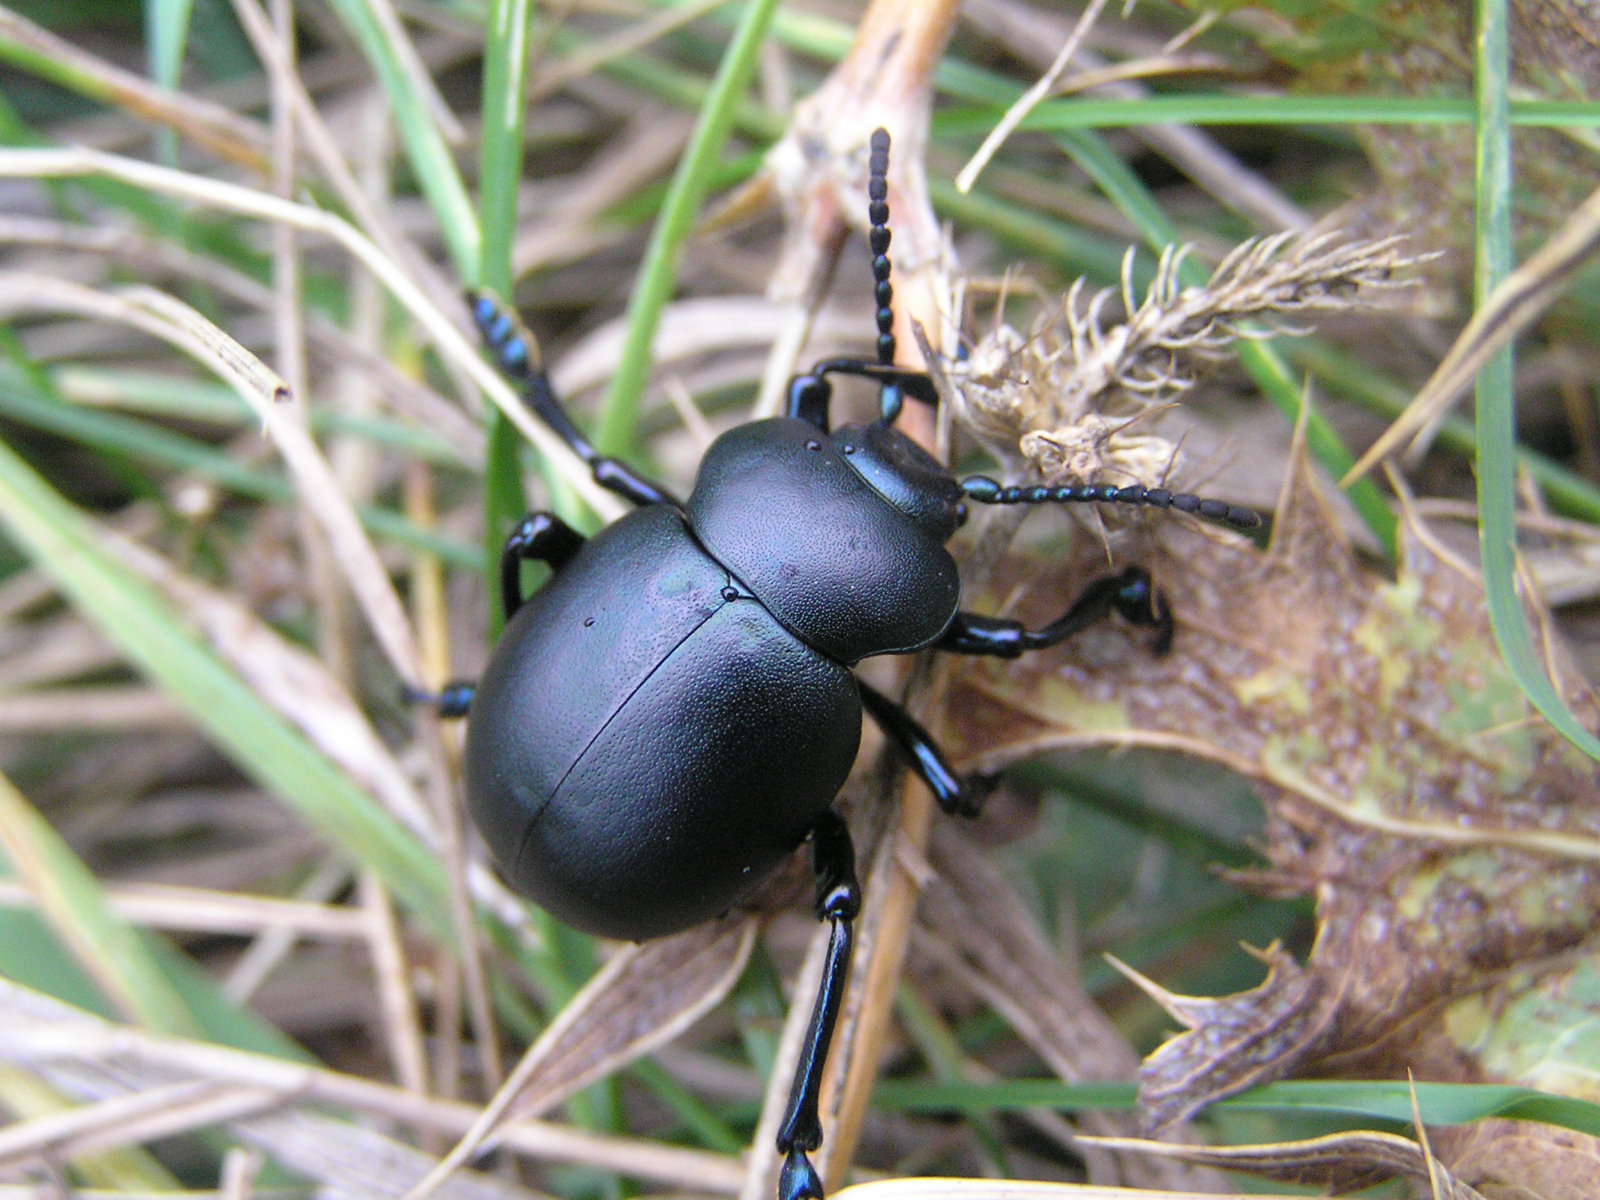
[
  {"left": 1019, "top": 416, "right": 1176, "bottom": 488},
  {"left": 945, "top": 230, "right": 1424, "bottom": 490}
]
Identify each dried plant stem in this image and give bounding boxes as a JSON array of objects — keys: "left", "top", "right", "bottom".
[{"left": 956, "top": 0, "right": 1115, "bottom": 193}]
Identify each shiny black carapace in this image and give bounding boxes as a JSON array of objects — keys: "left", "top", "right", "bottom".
[{"left": 438, "top": 129, "right": 1257, "bottom": 1200}]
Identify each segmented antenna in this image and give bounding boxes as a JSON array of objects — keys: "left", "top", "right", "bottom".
[
  {"left": 867, "top": 128, "right": 894, "bottom": 367},
  {"left": 864, "top": 128, "right": 909, "bottom": 425},
  {"left": 961, "top": 476, "right": 1262, "bottom": 530}
]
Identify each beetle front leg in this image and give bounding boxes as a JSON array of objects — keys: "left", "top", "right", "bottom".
[
  {"left": 786, "top": 363, "right": 940, "bottom": 432},
  {"left": 775, "top": 809, "right": 859, "bottom": 1200},
  {"left": 935, "top": 566, "right": 1174, "bottom": 658}
]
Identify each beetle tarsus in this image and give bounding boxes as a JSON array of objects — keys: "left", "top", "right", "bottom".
[{"left": 778, "top": 1149, "right": 825, "bottom": 1200}]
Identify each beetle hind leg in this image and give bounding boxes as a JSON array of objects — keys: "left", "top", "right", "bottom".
[
  {"left": 775, "top": 809, "right": 860, "bottom": 1200},
  {"left": 403, "top": 511, "right": 589, "bottom": 714}
]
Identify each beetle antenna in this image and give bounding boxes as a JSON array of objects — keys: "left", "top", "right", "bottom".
[
  {"left": 865, "top": 128, "right": 904, "bottom": 426},
  {"left": 867, "top": 130, "right": 894, "bottom": 368},
  {"left": 961, "top": 475, "right": 1262, "bottom": 530}
]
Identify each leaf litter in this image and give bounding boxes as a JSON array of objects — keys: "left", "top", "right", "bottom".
[{"left": 934, "top": 441, "right": 1600, "bottom": 1194}]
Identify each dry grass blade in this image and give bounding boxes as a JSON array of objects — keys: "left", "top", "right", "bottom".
[
  {"left": 1343, "top": 174, "right": 1600, "bottom": 485},
  {"left": 407, "top": 917, "right": 757, "bottom": 1199},
  {"left": 956, "top": 0, "right": 1115, "bottom": 193},
  {"left": 0, "top": 213, "right": 484, "bottom": 459},
  {"left": 0, "top": 146, "right": 620, "bottom": 518},
  {"left": 962, "top": 0, "right": 1308, "bottom": 232},
  {"left": 238, "top": 1109, "right": 558, "bottom": 1200},
  {"left": 834, "top": 1181, "right": 1288, "bottom": 1199},
  {"left": 1076, "top": 1131, "right": 1488, "bottom": 1198},
  {"left": 0, "top": 686, "right": 185, "bottom": 731},
  {"left": 115, "top": 284, "right": 423, "bottom": 681},
  {"left": 0, "top": 271, "right": 425, "bottom": 693},
  {"left": 0, "top": 7, "right": 269, "bottom": 170},
  {"left": 0, "top": 1080, "right": 286, "bottom": 1171},
  {"left": 0, "top": 879, "right": 367, "bottom": 939},
  {"left": 0, "top": 978, "right": 744, "bottom": 1195}
]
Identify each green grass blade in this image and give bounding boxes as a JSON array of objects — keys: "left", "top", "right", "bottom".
[
  {"left": 596, "top": 0, "right": 780, "bottom": 456},
  {"left": 144, "top": 0, "right": 193, "bottom": 168},
  {"left": 0, "top": 770, "right": 201, "bottom": 1036},
  {"left": 0, "top": 10, "right": 151, "bottom": 112},
  {"left": 1472, "top": 0, "right": 1600, "bottom": 762},
  {"left": 476, "top": 0, "right": 533, "bottom": 628},
  {"left": 870, "top": 1077, "right": 1600, "bottom": 1139},
  {"left": 323, "top": 0, "right": 480, "bottom": 274},
  {"left": 144, "top": 0, "right": 194, "bottom": 93},
  {"left": 477, "top": 0, "right": 532, "bottom": 296},
  {"left": 0, "top": 433, "right": 453, "bottom": 934},
  {"left": 937, "top": 94, "right": 1600, "bottom": 135},
  {"left": 1234, "top": 1080, "right": 1600, "bottom": 1136}
]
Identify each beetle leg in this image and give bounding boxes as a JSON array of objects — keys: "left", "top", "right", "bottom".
[
  {"left": 401, "top": 509, "right": 584, "bottom": 709},
  {"left": 787, "top": 361, "right": 940, "bottom": 433},
  {"left": 469, "top": 292, "right": 681, "bottom": 508},
  {"left": 785, "top": 372, "right": 834, "bottom": 431},
  {"left": 857, "top": 681, "right": 983, "bottom": 817},
  {"left": 775, "top": 809, "right": 860, "bottom": 1200},
  {"left": 934, "top": 566, "right": 1174, "bottom": 658},
  {"left": 500, "top": 510, "right": 586, "bottom": 621},
  {"left": 400, "top": 681, "right": 475, "bottom": 718}
]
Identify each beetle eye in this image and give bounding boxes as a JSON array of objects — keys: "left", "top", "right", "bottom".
[{"left": 832, "top": 422, "right": 964, "bottom": 541}]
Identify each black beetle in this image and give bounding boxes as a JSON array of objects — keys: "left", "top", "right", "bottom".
[{"left": 433, "top": 129, "right": 1258, "bottom": 1200}]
